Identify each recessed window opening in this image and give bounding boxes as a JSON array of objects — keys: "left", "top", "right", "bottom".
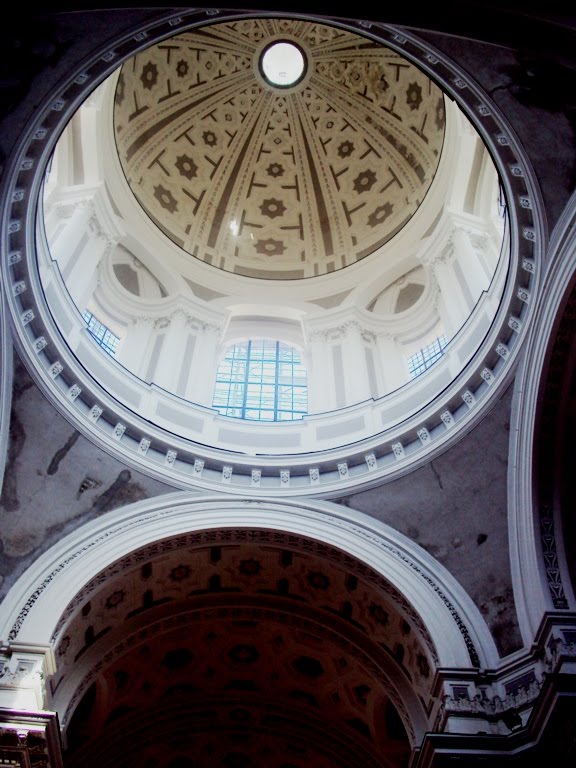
[
  {"left": 212, "top": 339, "right": 308, "bottom": 421},
  {"left": 83, "top": 310, "right": 120, "bottom": 356},
  {"left": 407, "top": 336, "right": 449, "bottom": 379}
]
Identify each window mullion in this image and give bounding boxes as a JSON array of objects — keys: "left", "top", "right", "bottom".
[
  {"left": 212, "top": 339, "right": 307, "bottom": 421},
  {"left": 273, "top": 341, "right": 280, "bottom": 421},
  {"left": 242, "top": 340, "right": 251, "bottom": 419}
]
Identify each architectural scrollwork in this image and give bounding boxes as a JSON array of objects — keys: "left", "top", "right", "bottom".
[
  {"left": 51, "top": 196, "right": 92, "bottom": 221},
  {"left": 442, "top": 678, "right": 542, "bottom": 716},
  {"left": 309, "top": 319, "right": 379, "bottom": 344},
  {"left": 153, "top": 316, "right": 170, "bottom": 330}
]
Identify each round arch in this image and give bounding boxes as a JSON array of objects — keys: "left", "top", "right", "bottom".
[
  {"left": 0, "top": 290, "right": 12, "bottom": 495},
  {"left": 0, "top": 493, "right": 499, "bottom": 674},
  {"left": 0, "top": 493, "right": 503, "bottom": 753},
  {"left": 509, "top": 189, "right": 576, "bottom": 642}
]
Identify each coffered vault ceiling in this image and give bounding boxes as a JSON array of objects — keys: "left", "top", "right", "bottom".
[
  {"left": 54, "top": 535, "right": 430, "bottom": 767},
  {"left": 113, "top": 18, "right": 445, "bottom": 280}
]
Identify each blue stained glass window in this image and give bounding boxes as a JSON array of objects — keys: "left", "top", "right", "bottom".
[
  {"left": 83, "top": 310, "right": 120, "bottom": 356},
  {"left": 212, "top": 340, "right": 307, "bottom": 421},
  {"left": 408, "top": 336, "right": 448, "bottom": 379}
]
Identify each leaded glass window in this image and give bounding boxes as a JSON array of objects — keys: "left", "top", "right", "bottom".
[
  {"left": 83, "top": 310, "right": 120, "bottom": 356},
  {"left": 212, "top": 340, "right": 307, "bottom": 421},
  {"left": 408, "top": 336, "right": 448, "bottom": 379}
]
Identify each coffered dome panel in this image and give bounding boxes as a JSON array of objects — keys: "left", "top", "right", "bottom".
[{"left": 113, "top": 18, "right": 445, "bottom": 279}]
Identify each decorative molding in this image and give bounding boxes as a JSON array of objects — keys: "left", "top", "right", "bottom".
[
  {"left": 49, "top": 361, "right": 63, "bottom": 378},
  {"left": 66, "top": 384, "right": 81, "bottom": 401},
  {"left": 522, "top": 227, "right": 536, "bottom": 242},
  {"left": 540, "top": 505, "right": 569, "bottom": 609},
  {"left": 0, "top": 7, "right": 540, "bottom": 499},
  {"left": 522, "top": 257, "right": 536, "bottom": 274},
  {"left": 480, "top": 367, "right": 495, "bottom": 385},
  {"left": 443, "top": 679, "right": 541, "bottom": 715},
  {"left": 33, "top": 337, "right": 47, "bottom": 354},
  {"left": 417, "top": 427, "right": 431, "bottom": 445},
  {"left": 2, "top": 496, "right": 497, "bottom": 675},
  {"left": 440, "top": 410, "right": 454, "bottom": 428},
  {"left": 365, "top": 452, "right": 377, "bottom": 470},
  {"left": 517, "top": 287, "right": 530, "bottom": 303},
  {"left": 392, "top": 442, "right": 405, "bottom": 459},
  {"left": 88, "top": 404, "right": 102, "bottom": 422},
  {"left": 0, "top": 645, "right": 55, "bottom": 711}
]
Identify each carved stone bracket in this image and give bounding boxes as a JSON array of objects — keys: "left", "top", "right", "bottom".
[
  {"left": 0, "top": 710, "right": 63, "bottom": 768},
  {"left": 433, "top": 619, "right": 576, "bottom": 737},
  {"left": 0, "top": 645, "right": 56, "bottom": 711}
]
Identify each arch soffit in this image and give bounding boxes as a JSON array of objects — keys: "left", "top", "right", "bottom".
[{"left": 0, "top": 494, "right": 500, "bottom": 673}]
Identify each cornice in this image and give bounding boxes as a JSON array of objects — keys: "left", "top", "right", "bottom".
[{"left": 0, "top": 9, "right": 542, "bottom": 497}]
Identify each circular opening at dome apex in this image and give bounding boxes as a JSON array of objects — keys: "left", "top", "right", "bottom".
[{"left": 260, "top": 40, "right": 307, "bottom": 87}]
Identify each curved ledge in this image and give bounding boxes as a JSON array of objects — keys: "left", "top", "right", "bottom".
[
  {"left": 0, "top": 494, "right": 500, "bottom": 674},
  {"left": 0, "top": 289, "right": 13, "bottom": 496},
  {"left": 0, "top": 10, "right": 542, "bottom": 497},
  {"left": 509, "top": 188, "right": 576, "bottom": 642}
]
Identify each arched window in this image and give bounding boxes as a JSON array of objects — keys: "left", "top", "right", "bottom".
[
  {"left": 83, "top": 310, "right": 120, "bottom": 356},
  {"left": 212, "top": 340, "right": 307, "bottom": 421},
  {"left": 407, "top": 335, "right": 448, "bottom": 379}
]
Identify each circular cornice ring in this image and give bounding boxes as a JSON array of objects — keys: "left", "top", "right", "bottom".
[{"left": 0, "top": 8, "right": 543, "bottom": 497}]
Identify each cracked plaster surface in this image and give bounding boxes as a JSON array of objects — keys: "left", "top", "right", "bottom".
[
  {"left": 0, "top": 355, "right": 176, "bottom": 601},
  {"left": 342, "top": 382, "right": 521, "bottom": 656},
  {"left": 0, "top": 355, "right": 521, "bottom": 655}
]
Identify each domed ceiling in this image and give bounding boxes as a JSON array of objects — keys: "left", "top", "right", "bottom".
[
  {"left": 17, "top": 8, "right": 525, "bottom": 496},
  {"left": 113, "top": 18, "right": 446, "bottom": 280}
]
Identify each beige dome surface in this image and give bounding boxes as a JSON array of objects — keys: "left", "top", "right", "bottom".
[{"left": 113, "top": 18, "right": 445, "bottom": 280}]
